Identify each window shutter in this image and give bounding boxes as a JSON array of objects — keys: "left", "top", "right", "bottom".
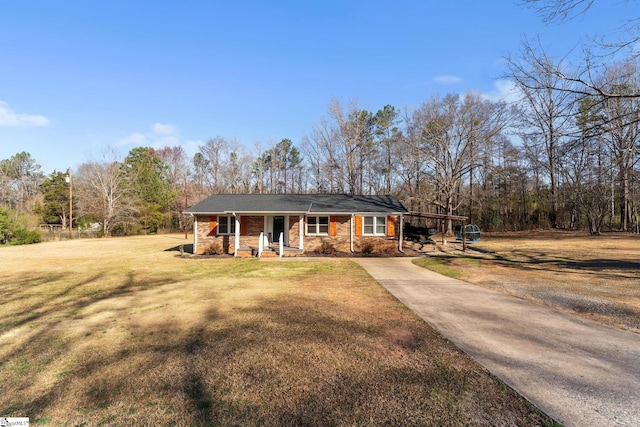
[
  {"left": 240, "top": 216, "right": 248, "bottom": 236},
  {"left": 387, "top": 215, "right": 395, "bottom": 237},
  {"left": 355, "top": 215, "right": 363, "bottom": 237},
  {"left": 329, "top": 216, "right": 337, "bottom": 236},
  {"left": 209, "top": 216, "right": 217, "bottom": 236}
]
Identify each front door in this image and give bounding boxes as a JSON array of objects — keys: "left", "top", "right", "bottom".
[{"left": 273, "top": 216, "right": 285, "bottom": 244}]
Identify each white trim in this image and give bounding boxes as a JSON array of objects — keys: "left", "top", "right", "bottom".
[
  {"left": 258, "top": 232, "right": 264, "bottom": 257},
  {"left": 305, "top": 215, "right": 330, "bottom": 236},
  {"left": 234, "top": 214, "right": 240, "bottom": 255},
  {"left": 266, "top": 215, "right": 289, "bottom": 245},
  {"left": 194, "top": 216, "right": 198, "bottom": 255},
  {"left": 284, "top": 215, "right": 290, "bottom": 246},
  {"left": 350, "top": 214, "right": 354, "bottom": 252},
  {"left": 399, "top": 215, "right": 404, "bottom": 252},
  {"left": 362, "top": 215, "right": 387, "bottom": 236},
  {"left": 216, "top": 215, "right": 236, "bottom": 235},
  {"left": 299, "top": 216, "right": 304, "bottom": 250}
]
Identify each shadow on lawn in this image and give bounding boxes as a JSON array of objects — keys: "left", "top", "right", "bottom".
[
  {"left": 560, "top": 259, "right": 640, "bottom": 270},
  {"left": 473, "top": 251, "right": 640, "bottom": 279},
  {"left": 165, "top": 244, "right": 194, "bottom": 254},
  {"left": 3, "top": 284, "right": 552, "bottom": 426},
  {"left": 0, "top": 270, "right": 188, "bottom": 418},
  {"left": 0, "top": 270, "right": 178, "bottom": 335},
  {"left": 449, "top": 253, "right": 640, "bottom": 331}
]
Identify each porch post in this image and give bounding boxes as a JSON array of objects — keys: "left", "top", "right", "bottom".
[
  {"left": 399, "top": 214, "right": 404, "bottom": 252},
  {"left": 299, "top": 216, "right": 304, "bottom": 250},
  {"left": 284, "top": 215, "right": 289, "bottom": 246},
  {"left": 462, "top": 220, "right": 467, "bottom": 252},
  {"left": 350, "top": 214, "right": 355, "bottom": 253},
  {"left": 264, "top": 216, "right": 268, "bottom": 243},
  {"left": 234, "top": 213, "right": 240, "bottom": 256},
  {"left": 193, "top": 216, "right": 198, "bottom": 255}
]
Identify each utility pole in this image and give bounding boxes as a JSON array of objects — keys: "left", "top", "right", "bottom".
[{"left": 66, "top": 169, "right": 73, "bottom": 239}]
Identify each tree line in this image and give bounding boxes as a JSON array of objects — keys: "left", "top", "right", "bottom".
[
  {"left": 2, "top": 0, "right": 639, "bottom": 239},
  {"left": 2, "top": 81, "right": 639, "bottom": 238}
]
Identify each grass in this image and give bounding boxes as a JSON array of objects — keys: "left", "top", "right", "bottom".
[
  {"left": 0, "top": 234, "right": 553, "bottom": 426},
  {"left": 414, "top": 230, "right": 640, "bottom": 333},
  {"left": 412, "top": 256, "right": 467, "bottom": 279}
]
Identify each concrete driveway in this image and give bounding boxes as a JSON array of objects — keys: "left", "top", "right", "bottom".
[{"left": 352, "top": 257, "right": 640, "bottom": 427}]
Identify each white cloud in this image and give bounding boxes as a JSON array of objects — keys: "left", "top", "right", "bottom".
[
  {"left": 152, "top": 123, "right": 175, "bottom": 136},
  {"left": 118, "top": 125, "right": 202, "bottom": 160},
  {"left": 120, "top": 122, "right": 180, "bottom": 149},
  {"left": 433, "top": 74, "right": 463, "bottom": 84},
  {"left": 119, "top": 132, "right": 147, "bottom": 146},
  {"left": 0, "top": 101, "right": 49, "bottom": 127},
  {"left": 481, "top": 79, "right": 522, "bottom": 104}
]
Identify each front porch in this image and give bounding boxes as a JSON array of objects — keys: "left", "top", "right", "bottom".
[{"left": 195, "top": 213, "right": 305, "bottom": 258}]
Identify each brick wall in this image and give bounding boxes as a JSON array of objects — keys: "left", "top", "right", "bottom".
[
  {"left": 289, "top": 216, "right": 300, "bottom": 247},
  {"left": 196, "top": 214, "right": 401, "bottom": 255},
  {"left": 245, "top": 216, "right": 263, "bottom": 235},
  {"left": 239, "top": 216, "right": 263, "bottom": 248},
  {"left": 353, "top": 236, "right": 398, "bottom": 253},
  {"left": 194, "top": 215, "right": 236, "bottom": 254},
  {"left": 301, "top": 215, "right": 398, "bottom": 254}
]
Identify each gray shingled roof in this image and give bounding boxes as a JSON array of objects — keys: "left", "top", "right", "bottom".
[{"left": 184, "top": 194, "right": 408, "bottom": 214}]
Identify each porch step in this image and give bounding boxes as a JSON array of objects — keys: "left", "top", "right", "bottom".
[
  {"left": 260, "top": 249, "right": 279, "bottom": 258},
  {"left": 235, "top": 248, "right": 254, "bottom": 257},
  {"left": 266, "top": 246, "right": 304, "bottom": 257}
]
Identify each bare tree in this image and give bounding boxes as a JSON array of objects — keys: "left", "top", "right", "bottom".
[
  {"left": 250, "top": 141, "right": 266, "bottom": 194},
  {"left": 477, "top": 134, "right": 533, "bottom": 230},
  {"left": 519, "top": 1, "right": 640, "bottom": 99},
  {"left": 198, "top": 137, "right": 228, "bottom": 193},
  {"left": 197, "top": 137, "right": 255, "bottom": 195},
  {"left": 396, "top": 106, "right": 431, "bottom": 214},
  {"left": 327, "top": 99, "right": 375, "bottom": 194},
  {"left": 75, "top": 149, "right": 138, "bottom": 237},
  {"left": 597, "top": 61, "right": 640, "bottom": 230},
  {"left": 418, "top": 93, "right": 510, "bottom": 232},
  {"left": 301, "top": 115, "right": 341, "bottom": 193},
  {"left": 509, "top": 49, "right": 577, "bottom": 227},
  {"left": 0, "top": 152, "right": 44, "bottom": 212},
  {"left": 155, "top": 146, "right": 190, "bottom": 230},
  {"left": 524, "top": 0, "right": 595, "bottom": 22},
  {"left": 223, "top": 142, "right": 254, "bottom": 194}
]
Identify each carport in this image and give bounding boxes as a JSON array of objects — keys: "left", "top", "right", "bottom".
[{"left": 404, "top": 212, "right": 469, "bottom": 250}]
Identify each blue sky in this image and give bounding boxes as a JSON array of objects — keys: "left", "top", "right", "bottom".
[{"left": 0, "top": 1, "right": 634, "bottom": 173}]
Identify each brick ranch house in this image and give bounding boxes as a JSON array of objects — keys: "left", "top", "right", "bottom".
[{"left": 184, "top": 194, "right": 409, "bottom": 257}]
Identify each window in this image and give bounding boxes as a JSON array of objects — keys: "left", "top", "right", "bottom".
[
  {"left": 218, "top": 215, "right": 236, "bottom": 235},
  {"left": 363, "top": 216, "right": 386, "bottom": 236},
  {"left": 306, "top": 216, "right": 329, "bottom": 235}
]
